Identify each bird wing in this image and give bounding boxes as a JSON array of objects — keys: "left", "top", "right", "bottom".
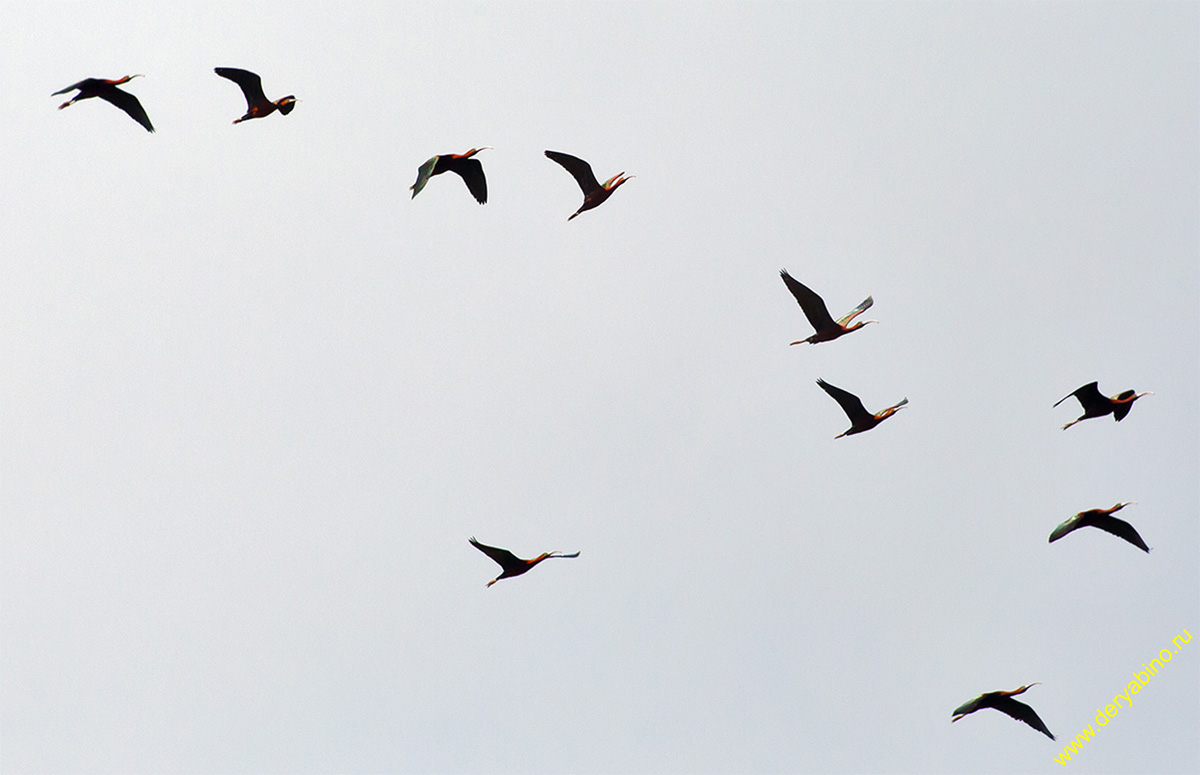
[
  {"left": 951, "top": 695, "right": 982, "bottom": 720},
  {"left": 545, "top": 150, "right": 601, "bottom": 193},
  {"left": 1112, "top": 391, "right": 1138, "bottom": 421},
  {"left": 215, "top": 67, "right": 268, "bottom": 109},
  {"left": 52, "top": 79, "right": 94, "bottom": 96},
  {"left": 836, "top": 296, "right": 874, "bottom": 327},
  {"left": 994, "top": 696, "right": 1055, "bottom": 740},
  {"left": 816, "top": 379, "right": 873, "bottom": 425},
  {"left": 411, "top": 156, "right": 439, "bottom": 198},
  {"left": 1091, "top": 515, "right": 1150, "bottom": 552},
  {"left": 98, "top": 87, "right": 154, "bottom": 132},
  {"left": 469, "top": 537, "right": 524, "bottom": 571},
  {"left": 779, "top": 270, "right": 836, "bottom": 331},
  {"left": 1048, "top": 513, "right": 1083, "bottom": 543},
  {"left": 1054, "top": 381, "right": 1102, "bottom": 409},
  {"left": 451, "top": 158, "right": 488, "bottom": 204}
]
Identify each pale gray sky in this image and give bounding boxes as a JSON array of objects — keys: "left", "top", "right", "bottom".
[{"left": 2, "top": 3, "right": 1197, "bottom": 773}]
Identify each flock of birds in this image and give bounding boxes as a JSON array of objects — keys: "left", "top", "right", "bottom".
[
  {"left": 55, "top": 67, "right": 1159, "bottom": 749},
  {"left": 777, "top": 245, "right": 1155, "bottom": 742},
  {"left": 51, "top": 71, "right": 633, "bottom": 222}
]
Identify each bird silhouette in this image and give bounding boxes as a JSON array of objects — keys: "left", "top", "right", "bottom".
[
  {"left": 53, "top": 75, "right": 154, "bottom": 132},
  {"left": 780, "top": 269, "right": 876, "bottom": 345},
  {"left": 215, "top": 68, "right": 297, "bottom": 124},
  {"left": 1049, "top": 502, "right": 1149, "bottom": 552},
  {"left": 1054, "top": 382, "right": 1152, "bottom": 430},
  {"left": 816, "top": 379, "right": 907, "bottom": 438},
  {"left": 469, "top": 537, "right": 580, "bottom": 587},
  {"left": 545, "top": 150, "right": 633, "bottom": 220},
  {"left": 952, "top": 684, "right": 1054, "bottom": 740},
  {"left": 410, "top": 148, "right": 492, "bottom": 204}
]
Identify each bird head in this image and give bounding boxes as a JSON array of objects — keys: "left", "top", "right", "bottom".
[
  {"left": 464, "top": 147, "right": 493, "bottom": 157},
  {"left": 1110, "top": 501, "right": 1136, "bottom": 512},
  {"left": 277, "top": 96, "right": 299, "bottom": 115},
  {"left": 118, "top": 74, "right": 146, "bottom": 84},
  {"left": 851, "top": 319, "right": 880, "bottom": 331}
]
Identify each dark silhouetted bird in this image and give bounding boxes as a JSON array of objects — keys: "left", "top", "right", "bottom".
[
  {"left": 53, "top": 75, "right": 154, "bottom": 132},
  {"left": 1054, "top": 382, "right": 1152, "bottom": 430},
  {"left": 410, "top": 148, "right": 492, "bottom": 204},
  {"left": 780, "top": 269, "right": 876, "bottom": 345},
  {"left": 215, "top": 68, "right": 297, "bottom": 124},
  {"left": 952, "top": 684, "right": 1054, "bottom": 740},
  {"left": 469, "top": 537, "right": 580, "bottom": 587},
  {"left": 544, "top": 150, "right": 633, "bottom": 220},
  {"left": 1049, "top": 502, "right": 1149, "bottom": 553},
  {"left": 816, "top": 379, "right": 907, "bottom": 438}
]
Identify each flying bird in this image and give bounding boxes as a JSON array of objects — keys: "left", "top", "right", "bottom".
[
  {"left": 410, "top": 148, "right": 492, "bottom": 204},
  {"left": 544, "top": 150, "right": 633, "bottom": 220},
  {"left": 1054, "top": 381, "right": 1152, "bottom": 430},
  {"left": 469, "top": 537, "right": 580, "bottom": 587},
  {"left": 215, "top": 68, "right": 297, "bottom": 124},
  {"left": 1049, "top": 502, "right": 1149, "bottom": 553},
  {"left": 53, "top": 75, "right": 154, "bottom": 132},
  {"left": 952, "top": 684, "right": 1055, "bottom": 740},
  {"left": 780, "top": 269, "right": 876, "bottom": 345},
  {"left": 816, "top": 378, "right": 907, "bottom": 438}
]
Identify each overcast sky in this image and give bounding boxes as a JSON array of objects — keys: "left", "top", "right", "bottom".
[{"left": 2, "top": 3, "right": 1197, "bottom": 774}]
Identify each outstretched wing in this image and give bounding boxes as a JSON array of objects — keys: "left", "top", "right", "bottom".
[
  {"left": 994, "top": 696, "right": 1055, "bottom": 740},
  {"left": 452, "top": 158, "right": 488, "bottom": 204},
  {"left": 836, "top": 296, "right": 874, "bottom": 327},
  {"left": 52, "top": 79, "right": 94, "bottom": 96},
  {"left": 545, "top": 150, "right": 600, "bottom": 194},
  {"left": 1111, "top": 391, "right": 1139, "bottom": 421},
  {"left": 816, "top": 379, "right": 873, "bottom": 425},
  {"left": 1054, "top": 381, "right": 1102, "bottom": 409},
  {"left": 469, "top": 537, "right": 523, "bottom": 572},
  {"left": 1091, "top": 515, "right": 1150, "bottom": 553},
  {"left": 98, "top": 87, "right": 154, "bottom": 133},
  {"left": 215, "top": 67, "right": 268, "bottom": 109},
  {"left": 1048, "top": 513, "right": 1083, "bottom": 544},
  {"left": 780, "top": 270, "right": 835, "bottom": 332},
  {"left": 951, "top": 695, "right": 983, "bottom": 720},
  {"left": 410, "top": 156, "right": 439, "bottom": 198}
]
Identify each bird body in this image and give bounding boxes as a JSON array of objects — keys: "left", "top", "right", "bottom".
[
  {"left": 53, "top": 75, "right": 154, "bottom": 132},
  {"left": 544, "top": 150, "right": 633, "bottom": 220},
  {"left": 469, "top": 537, "right": 580, "bottom": 587},
  {"left": 410, "top": 148, "right": 492, "bottom": 204},
  {"left": 215, "top": 68, "right": 297, "bottom": 123},
  {"left": 1054, "top": 382, "right": 1152, "bottom": 430},
  {"left": 816, "top": 378, "right": 907, "bottom": 438},
  {"left": 952, "top": 684, "right": 1055, "bottom": 740},
  {"left": 780, "top": 269, "right": 876, "bottom": 344},
  {"left": 1049, "top": 502, "right": 1149, "bottom": 552}
]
